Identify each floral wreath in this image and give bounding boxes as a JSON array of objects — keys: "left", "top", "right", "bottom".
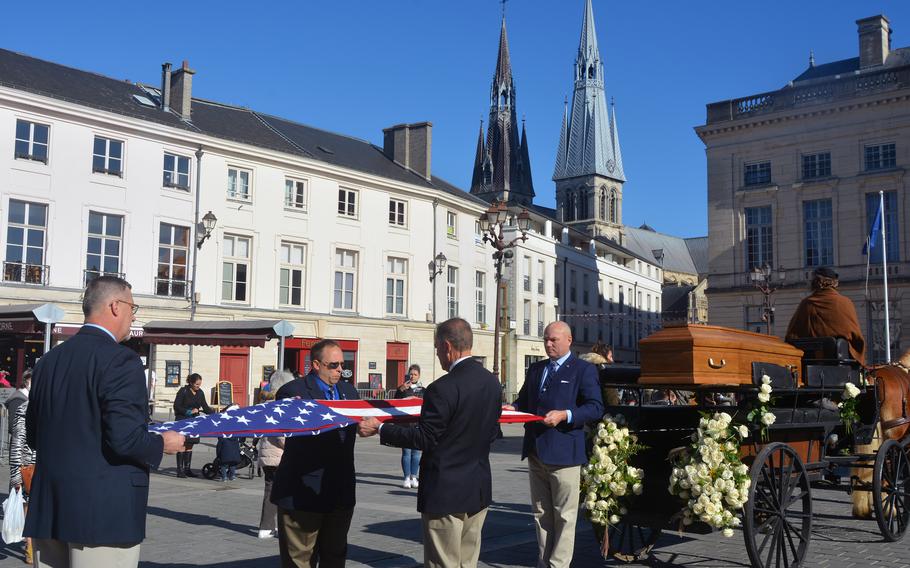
[
  {"left": 747, "top": 374, "right": 776, "bottom": 441},
  {"left": 581, "top": 413, "right": 644, "bottom": 529},
  {"left": 838, "top": 382, "right": 862, "bottom": 434},
  {"left": 669, "top": 412, "right": 751, "bottom": 537}
]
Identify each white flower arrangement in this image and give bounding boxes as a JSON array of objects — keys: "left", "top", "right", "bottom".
[
  {"left": 581, "top": 414, "right": 644, "bottom": 528},
  {"left": 669, "top": 412, "right": 751, "bottom": 537},
  {"left": 838, "top": 382, "right": 861, "bottom": 434},
  {"left": 747, "top": 374, "right": 776, "bottom": 441}
]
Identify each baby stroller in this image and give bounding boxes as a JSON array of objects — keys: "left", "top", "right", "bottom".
[{"left": 201, "top": 438, "right": 260, "bottom": 480}]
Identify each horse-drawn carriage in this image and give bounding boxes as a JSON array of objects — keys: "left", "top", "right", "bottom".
[{"left": 593, "top": 324, "right": 910, "bottom": 568}]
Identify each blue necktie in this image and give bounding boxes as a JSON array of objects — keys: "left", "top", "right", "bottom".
[{"left": 541, "top": 361, "right": 558, "bottom": 394}]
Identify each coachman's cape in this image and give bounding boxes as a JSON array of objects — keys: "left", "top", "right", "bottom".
[{"left": 785, "top": 287, "right": 866, "bottom": 365}]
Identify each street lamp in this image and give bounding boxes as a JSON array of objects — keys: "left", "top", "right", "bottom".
[
  {"left": 750, "top": 264, "right": 785, "bottom": 335},
  {"left": 427, "top": 251, "right": 448, "bottom": 325},
  {"left": 478, "top": 201, "right": 531, "bottom": 385},
  {"left": 196, "top": 211, "right": 217, "bottom": 249}
]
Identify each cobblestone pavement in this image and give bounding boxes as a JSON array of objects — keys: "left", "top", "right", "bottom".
[{"left": 0, "top": 424, "right": 907, "bottom": 566}]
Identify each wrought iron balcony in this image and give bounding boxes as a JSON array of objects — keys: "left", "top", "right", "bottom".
[
  {"left": 84, "top": 269, "right": 126, "bottom": 285},
  {"left": 3, "top": 262, "right": 49, "bottom": 285}
]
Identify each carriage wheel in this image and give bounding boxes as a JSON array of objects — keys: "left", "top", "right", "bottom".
[
  {"left": 872, "top": 439, "right": 910, "bottom": 541},
  {"left": 593, "top": 520, "right": 662, "bottom": 563},
  {"left": 743, "top": 443, "right": 812, "bottom": 568}
]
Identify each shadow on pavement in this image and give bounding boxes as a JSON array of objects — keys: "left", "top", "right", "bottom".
[
  {"left": 142, "top": 562, "right": 263, "bottom": 568},
  {"left": 146, "top": 506, "right": 254, "bottom": 536}
]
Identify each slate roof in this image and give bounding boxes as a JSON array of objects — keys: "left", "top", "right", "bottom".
[
  {"left": 685, "top": 237, "right": 709, "bottom": 276},
  {"left": 622, "top": 226, "right": 702, "bottom": 276},
  {"left": 0, "top": 47, "right": 484, "bottom": 205},
  {"left": 792, "top": 47, "right": 910, "bottom": 83}
]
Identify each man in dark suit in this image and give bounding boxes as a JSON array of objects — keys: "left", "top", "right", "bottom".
[
  {"left": 359, "top": 318, "right": 502, "bottom": 568},
  {"left": 506, "top": 321, "right": 603, "bottom": 568},
  {"left": 271, "top": 339, "right": 360, "bottom": 568},
  {"left": 25, "top": 276, "right": 184, "bottom": 568}
]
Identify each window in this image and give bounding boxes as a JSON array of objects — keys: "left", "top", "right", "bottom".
[
  {"left": 385, "top": 257, "right": 407, "bottom": 316},
  {"left": 865, "top": 143, "right": 896, "bottom": 171},
  {"left": 523, "top": 300, "right": 531, "bottom": 335},
  {"left": 537, "top": 260, "right": 545, "bottom": 294},
  {"left": 14, "top": 120, "right": 48, "bottom": 163},
  {"left": 447, "top": 266, "right": 458, "bottom": 318},
  {"left": 525, "top": 355, "right": 544, "bottom": 375},
  {"left": 474, "top": 220, "right": 484, "bottom": 245},
  {"left": 92, "top": 136, "right": 123, "bottom": 177},
  {"left": 222, "top": 235, "right": 250, "bottom": 302},
  {"left": 333, "top": 249, "right": 358, "bottom": 310},
  {"left": 608, "top": 282, "right": 614, "bottom": 308},
  {"left": 803, "top": 199, "right": 833, "bottom": 267},
  {"left": 537, "top": 303, "right": 545, "bottom": 337},
  {"left": 338, "top": 188, "right": 358, "bottom": 217},
  {"left": 583, "top": 274, "right": 590, "bottom": 305},
  {"left": 85, "top": 211, "right": 123, "bottom": 282},
  {"left": 522, "top": 256, "right": 531, "bottom": 292},
  {"left": 745, "top": 206, "right": 773, "bottom": 269},
  {"left": 619, "top": 286, "right": 624, "bottom": 312},
  {"left": 866, "top": 192, "right": 899, "bottom": 262},
  {"left": 227, "top": 167, "right": 251, "bottom": 201},
  {"left": 279, "top": 242, "right": 306, "bottom": 306},
  {"left": 801, "top": 152, "right": 831, "bottom": 180},
  {"left": 156, "top": 223, "right": 189, "bottom": 297},
  {"left": 389, "top": 199, "right": 406, "bottom": 226},
  {"left": 570, "top": 270, "right": 577, "bottom": 303},
  {"left": 475, "top": 271, "right": 486, "bottom": 324},
  {"left": 165, "top": 360, "right": 182, "bottom": 387},
  {"left": 4, "top": 200, "right": 47, "bottom": 284},
  {"left": 446, "top": 211, "right": 457, "bottom": 238},
  {"left": 163, "top": 153, "right": 190, "bottom": 190},
  {"left": 598, "top": 280, "right": 604, "bottom": 309},
  {"left": 744, "top": 161, "right": 771, "bottom": 186},
  {"left": 285, "top": 178, "right": 307, "bottom": 210}
]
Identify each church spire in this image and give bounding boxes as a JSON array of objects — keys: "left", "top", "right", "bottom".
[
  {"left": 470, "top": 14, "right": 534, "bottom": 205},
  {"left": 554, "top": 0, "right": 624, "bottom": 183}
]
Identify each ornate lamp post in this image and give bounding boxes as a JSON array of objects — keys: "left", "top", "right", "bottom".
[
  {"left": 478, "top": 201, "right": 531, "bottom": 384},
  {"left": 427, "top": 252, "right": 447, "bottom": 323},
  {"left": 750, "top": 264, "right": 785, "bottom": 335}
]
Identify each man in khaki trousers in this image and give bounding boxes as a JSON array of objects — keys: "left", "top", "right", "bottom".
[
  {"left": 360, "top": 318, "right": 502, "bottom": 567},
  {"left": 505, "top": 322, "right": 603, "bottom": 568}
]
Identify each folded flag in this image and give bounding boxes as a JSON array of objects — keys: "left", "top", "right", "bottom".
[{"left": 150, "top": 397, "right": 541, "bottom": 438}]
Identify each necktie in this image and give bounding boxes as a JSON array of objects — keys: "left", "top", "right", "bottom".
[
  {"left": 327, "top": 388, "right": 335, "bottom": 400},
  {"left": 541, "top": 360, "right": 558, "bottom": 393}
]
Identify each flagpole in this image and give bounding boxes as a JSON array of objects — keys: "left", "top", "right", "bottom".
[{"left": 880, "top": 190, "right": 891, "bottom": 363}]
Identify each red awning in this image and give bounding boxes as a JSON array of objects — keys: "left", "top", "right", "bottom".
[{"left": 142, "top": 319, "right": 292, "bottom": 348}]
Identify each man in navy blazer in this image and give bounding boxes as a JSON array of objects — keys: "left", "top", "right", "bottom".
[
  {"left": 359, "top": 318, "right": 502, "bottom": 568},
  {"left": 271, "top": 339, "right": 360, "bottom": 568},
  {"left": 25, "top": 276, "right": 184, "bottom": 567},
  {"left": 507, "top": 321, "right": 603, "bottom": 568}
]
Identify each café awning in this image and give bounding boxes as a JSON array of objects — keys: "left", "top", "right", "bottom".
[
  {"left": 0, "top": 303, "right": 66, "bottom": 334},
  {"left": 142, "top": 319, "right": 294, "bottom": 348}
]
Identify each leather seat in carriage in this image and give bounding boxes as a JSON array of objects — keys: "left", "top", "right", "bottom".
[{"left": 787, "top": 336, "right": 862, "bottom": 388}]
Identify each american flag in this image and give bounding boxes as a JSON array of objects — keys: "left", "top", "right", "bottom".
[{"left": 150, "top": 398, "right": 540, "bottom": 438}]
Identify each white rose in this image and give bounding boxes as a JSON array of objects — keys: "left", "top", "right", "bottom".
[
  {"left": 738, "top": 425, "right": 749, "bottom": 438},
  {"left": 761, "top": 375, "right": 771, "bottom": 385},
  {"left": 633, "top": 483, "right": 643, "bottom": 495},
  {"left": 723, "top": 528, "right": 734, "bottom": 538},
  {"left": 757, "top": 392, "right": 771, "bottom": 403},
  {"left": 610, "top": 514, "right": 620, "bottom": 524},
  {"left": 759, "top": 383, "right": 772, "bottom": 395},
  {"left": 761, "top": 412, "right": 776, "bottom": 426},
  {"left": 845, "top": 383, "right": 861, "bottom": 399}
]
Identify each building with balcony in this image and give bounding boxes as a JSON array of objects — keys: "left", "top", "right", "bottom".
[{"left": 696, "top": 14, "right": 910, "bottom": 363}]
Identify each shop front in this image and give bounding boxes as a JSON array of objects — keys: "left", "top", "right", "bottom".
[
  {"left": 0, "top": 303, "right": 66, "bottom": 386},
  {"left": 284, "top": 337, "right": 360, "bottom": 387}
]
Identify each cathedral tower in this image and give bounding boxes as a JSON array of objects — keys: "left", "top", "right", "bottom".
[
  {"left": 553, "top": 0, "right": 626, "bottom": 241},
  {"left": 470, "top": 17, "right": 535, "bottom": 206}
]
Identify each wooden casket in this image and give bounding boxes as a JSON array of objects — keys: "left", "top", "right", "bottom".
[{"left": 638, "top": 324, "right": 803, "bottom": 386}]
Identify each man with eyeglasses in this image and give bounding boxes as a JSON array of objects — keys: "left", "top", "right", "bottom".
[
  {"left": 271, "top": 339, "right": 359, "bottom": 568},
  {"left": 504, "top": 321, "right": 603, "bottom": 568},
  {"left": 25, "top": 276, "right": 185, "bottom": 568}
]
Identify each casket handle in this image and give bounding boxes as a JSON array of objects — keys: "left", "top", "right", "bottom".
[{"left": 708, "top": 358, "right": 726, "bottom": 369}]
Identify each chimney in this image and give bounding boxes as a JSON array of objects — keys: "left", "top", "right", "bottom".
[
  {"left": 160, "top": 62, "right": 172, "bottom": 111},
  {"left": 170, "top": 60, "right": 195, "bottom": 120},
  {"left": 382, "top": 122, "right": 433, "bottom": 180},
  {"left": 857, "top": 15, "right": 891, "bottom": 69}
]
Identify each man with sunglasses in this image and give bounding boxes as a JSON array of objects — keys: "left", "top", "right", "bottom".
[
  {"left": 505, "top": 321, "right": 603, "bottom": 568},
  {"left": 271, "top": 339, "right": 359, "bottom": 568},
  {"left": 25, "top": 276, "right": 185, "bottom": 568}
]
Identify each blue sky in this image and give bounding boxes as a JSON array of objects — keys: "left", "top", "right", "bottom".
[{"left": 5, "top": 1, "right": 908, "bottom": 237}]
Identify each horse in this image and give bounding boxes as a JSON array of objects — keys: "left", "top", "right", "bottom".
[{"left": 851, "top": 357, "right": 910, "bottom": 518}]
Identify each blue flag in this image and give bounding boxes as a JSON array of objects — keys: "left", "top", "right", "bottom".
[{"left": 863, "top": 199, "right": 883, "bottom": 256}]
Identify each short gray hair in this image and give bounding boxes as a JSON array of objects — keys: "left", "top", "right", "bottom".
[
  {"left": 436, "top": 318, "right": 473, "bottom": 351},
  {"left": 269, "top": 370, "right": 295, "bottom": 392},
  {"left": 82, "top": 276, "right": 132, "bottom": 317}
]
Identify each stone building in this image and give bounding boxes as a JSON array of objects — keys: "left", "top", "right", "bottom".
[{"left": 697, "top": 15, "right": 910, "bottom": 363}]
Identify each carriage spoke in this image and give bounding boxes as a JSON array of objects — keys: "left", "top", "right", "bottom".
[
  {"left": 764, "top": 521, "right": 780, "bottom": 568},
  {"left": 756, "top": 516, "right": 777, "bottom": 555}
]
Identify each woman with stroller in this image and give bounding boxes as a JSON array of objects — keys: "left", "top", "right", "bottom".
[
  {"left": 394, "top": 364, "right": 424, "bottom": 488},
  {"left": 173, "top": 373, "right": 214, "bottom": 478}
]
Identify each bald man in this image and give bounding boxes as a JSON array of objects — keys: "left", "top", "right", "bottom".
[{"left": 506, "top": 321, "right": 603, "bottom": 568}]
